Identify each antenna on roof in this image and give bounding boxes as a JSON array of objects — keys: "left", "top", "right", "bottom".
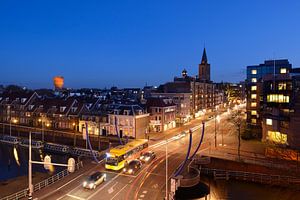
[{"left": 273, "top": 52, "right": 276, "bottom": 91}]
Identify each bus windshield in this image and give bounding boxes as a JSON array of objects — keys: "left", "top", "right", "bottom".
[{"left": 106, "top": 157, "right": 119, "bottom": 166}]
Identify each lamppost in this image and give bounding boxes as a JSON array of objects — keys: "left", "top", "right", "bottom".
[
  {"left": 214, "top": 114, "right": 220, "bottom": 148},
  {"left": 28, "top": 131, "right": 76, "bottom": 199},
  {"left": 165, "top": 138, "right": 168, "bottom": 200},
  {"left": 73, "top": 122, "right": 76, "bottom": 147},
  {"left": 38, "top": 118, "right": 44, "bottom": 142},
  {"left": 11, "top": 118, "right": 18, "bottom": 136}
]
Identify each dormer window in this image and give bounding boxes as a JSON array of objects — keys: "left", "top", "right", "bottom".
[
  {"left": 29, "top": 105, "right": 34, "bottom": 110},
  {"left": 71, "top": 107, "right": 77, "bottom": 112},
  {"left": 114, "top": 110, "right": 119, "bottom": 115},
  {"left": 21, "top": 98, "right": 27, "bottom": 103},
  {"left": 60, "top": 106, "right": 66, "bottom": 112},
  {"left": 124, "top": 110, "right": 130, "bottom": 115},
  {"left": 6, "top": 97, "right": 9, "bottom": 101}
]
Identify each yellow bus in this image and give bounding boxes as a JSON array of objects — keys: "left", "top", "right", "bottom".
[{"left": 105, "top": 139, "right": 148, "bottom": 171}]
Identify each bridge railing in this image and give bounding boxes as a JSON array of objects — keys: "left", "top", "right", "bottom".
[
  {"left": 201, "top": 167, "right": 300, "bottom": 186},
  {"left": 0, "top": 161, "right": 83, "bottom": 200}
]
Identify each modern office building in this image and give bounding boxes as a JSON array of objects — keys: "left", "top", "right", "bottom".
[{"left": 246, "top": 59, "right": 292, "bottom": 138}]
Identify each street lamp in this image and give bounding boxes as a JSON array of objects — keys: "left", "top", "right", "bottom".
[
  {"left": 165, "top": 138, "right": 168, "bottom": 200},
  {"left": 38, "top": 118, "right": 45, "bottom": 142},
  {"left": 214, "top": 114, "right": 220, "bottom": 148},
  {"left": 28, "top": 131, "right": 75, "bottom": 199}
]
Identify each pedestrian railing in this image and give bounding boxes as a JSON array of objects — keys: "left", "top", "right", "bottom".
[
  {"left": 0, "top": 161, "right": 83, "bottom": 200},
  {"left": 201, "top": 167, "right": 300, "bottom": 186}
]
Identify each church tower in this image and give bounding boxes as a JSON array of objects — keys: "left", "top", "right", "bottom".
[{"left": 198, "top": 48, "right": 211, "bottom": 81}]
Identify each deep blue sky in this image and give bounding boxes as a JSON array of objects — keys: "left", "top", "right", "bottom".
[{"left": 1, "top": 0, "right": 300, "bottom": 89}]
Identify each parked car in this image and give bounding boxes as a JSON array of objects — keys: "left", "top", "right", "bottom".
[
  {"left": 83, "top": 171, "right": 106, "bottom": 189},
  {"left": 123, "top": 159, "right": 142, "bottom": 174},
  {"left": 139, "top": 151, "right": 156, "bottom": 163}
]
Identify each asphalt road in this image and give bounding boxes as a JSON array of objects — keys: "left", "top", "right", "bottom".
[{"left": 35, "top": 111, "right": 240, "bottom": 200}]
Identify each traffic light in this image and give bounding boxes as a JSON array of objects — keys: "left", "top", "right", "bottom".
[
  {"left": 67, "top": 158, "right": 76, "bottom": 173},
  {"left": 44, "top": 155, "right": 51, "bottom": 170}
]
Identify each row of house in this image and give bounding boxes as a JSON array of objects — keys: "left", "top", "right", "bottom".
[{"left": 0, "top": 49, "right": 239, "bottom": 138}]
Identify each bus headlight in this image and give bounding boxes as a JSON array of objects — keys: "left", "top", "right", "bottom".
[{"left": 128, "top": 169, "right": 133, "bottom": 174}]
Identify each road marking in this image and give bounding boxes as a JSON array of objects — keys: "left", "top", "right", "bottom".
[
  {"left": 108, "top": 182, "right": 118, "bottom": 194},
  {"left": 66, "top": 194, "right": 85, "bottom": 200},
  {"left": 111, "top": 184, "right": 128, "bottom": 200},
  {"left": 103, "top": 170, "right": 136, "bottom": 178},
  {"left": 140, "top": 194, "right": 145, "bottom": 198},
  {"left": 86, "top": 173, "right": 120, "bottom": 200},
  {"left": 40, "top": 160, "right": 105, "bottom": 200},
  {"left": 142, "top": 190, "right": 147, "bottom": 194}
]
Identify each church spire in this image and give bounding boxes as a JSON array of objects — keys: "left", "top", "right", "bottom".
[{"left": 201, "top": 48, "right": 208, "bottom": 64}]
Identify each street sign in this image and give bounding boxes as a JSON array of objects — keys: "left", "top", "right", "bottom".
[
  {"left": 67, "top": 158, "right": 76, "bottom": 173},
  {"left": 44, "top": 155, "right": 51, "bottom": 170}
]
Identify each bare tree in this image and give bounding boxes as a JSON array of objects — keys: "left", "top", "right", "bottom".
[{"left": 228, "top": 109, "right": 245, "bottom": 160}]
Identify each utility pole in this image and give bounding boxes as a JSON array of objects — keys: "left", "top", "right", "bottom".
[
  {"left": 42, "top": 118, "right": 44, "bottom": 142},
  {"left": 28, "top": 130, "right": 75, "bottom": 199},
  {"left": 28, "top": 131, "right": 33, "bottom": 200},
  {"left": 165, "top": 139, "right": 168, "bottom": 200},
  {"left": 214, "top": 115, "right": 217, "bottom": 148}
]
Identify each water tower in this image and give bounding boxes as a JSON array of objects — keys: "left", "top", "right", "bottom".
[{"left": 53, "top": 76, "right": 64, "bottom": 90}]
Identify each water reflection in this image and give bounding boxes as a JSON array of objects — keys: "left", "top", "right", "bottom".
[{"left": 0, "top": 143, "right": 69, "bottom": 181}]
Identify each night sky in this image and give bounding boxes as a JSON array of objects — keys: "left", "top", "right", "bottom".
[{"left": 1, "top": 0, "right": 300, "bottom": 89}]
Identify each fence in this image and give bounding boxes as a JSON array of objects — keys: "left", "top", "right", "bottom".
[
  {"left": 0, "top": 161, "right": 83, "bottom": 200},
  {"left": 201, "top": 167, "right": 300, "bottom": 186}
]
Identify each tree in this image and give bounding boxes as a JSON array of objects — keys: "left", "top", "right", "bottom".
[{"left": 227, "top": 109, "right": 245, "bottom": 160}]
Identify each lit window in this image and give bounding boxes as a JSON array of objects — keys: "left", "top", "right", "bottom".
[
  {"left": 267, "top": 94, "right": 290, "bottom": 103},
  {"left": 266, "top": 119, "right": 272, "bottom": 125},
  {"left": 251, "top": 78, "right": 257, "bottom": 83},
  {"left": 267, "top": 131, "right": 287, "bottom": 144},
  {"left": 251, "top": 110, "right": 257, "bottom": 115},
  {"left": 251, "top": 86, "right": 257, "bottom": 91},
  {"left": 251, "top": 119, "right": 257, "bottom": 124},
  {"left": 251, "top": 94, "right": 257, "bottom": 99},
  {"left": 251, "top": 69, "right": 257, "bottom": 74},
  {"left": 251, "top": 102, "right": 257, "bottom": 107},
  {"left": 278, "top": 82, "right": 287, "bottom": 90},
  {"left": 280, "top": 68, "right": 287, "bottom": 74}
]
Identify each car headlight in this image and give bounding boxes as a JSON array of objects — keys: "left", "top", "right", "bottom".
[
  {"left": 145, "top": 157, "right": 150, "bottom": 161},
  {"left": 128, "top": 169, "right": 133, "bottom": 174},
  {"left": 123, "top": 168, "right": 127, "bottom": 172},
  {"left": 140, "top": 156, "right": 144, "bottom": 159},
  {"left": 83, "top": 181, "right": 87, "bottom": 187},
  {"left": 89, "top": 183, "right": 94, "bottom": 188}
]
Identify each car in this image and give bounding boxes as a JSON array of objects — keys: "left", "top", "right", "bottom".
[
  {"left": 123, "top": 159, "right": 142, "bottom": 174},
  {"left": 139, "top": 151, "right": 156, "bottom": 163},
  {"left": 83, "top": 171, "right": 106, "bottom": 189}
]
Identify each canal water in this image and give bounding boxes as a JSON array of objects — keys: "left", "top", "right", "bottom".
[
  {"left": 0, "top": 142, "right": 70, "bottom": 181},
  {"left": 179, "top": 176, "right": 300, "bottom": 200}
]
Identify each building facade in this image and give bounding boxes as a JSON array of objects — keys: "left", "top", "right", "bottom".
[
  {"left": 260, "top": 72, "right": 300, "bottom": 149},
  {"left": 246, "top": 59, "right": 292, "bottom": 138},
  {"left": 146, "top": 97, "right": 176, "bottom": 132}
]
